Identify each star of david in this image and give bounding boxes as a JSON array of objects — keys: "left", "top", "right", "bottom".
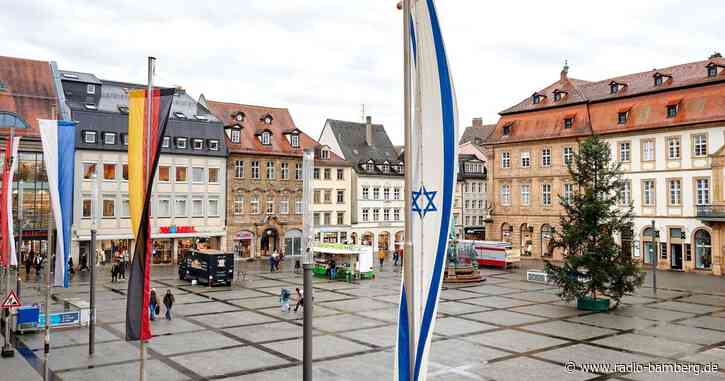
[{"left": 411, "top": 185, "right": 437, "bottom": 218}]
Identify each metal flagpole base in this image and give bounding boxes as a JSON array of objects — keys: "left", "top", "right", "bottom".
[{"left": 302, "top": 263, "right": 313, "bottom": 381}]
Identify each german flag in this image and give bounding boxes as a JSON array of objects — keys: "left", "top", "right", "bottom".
[{"left": 125, "top": 87, "right": 174, "bottom": 341}]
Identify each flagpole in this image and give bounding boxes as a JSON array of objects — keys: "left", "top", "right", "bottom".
[
  {"left": 1, "top": 127, "right": 16, "bottom": 358},
  {"left": 43, "top": 109, "right": 56, "bottom": 381},
  {"left": 140, "top": 55, "right": 155, "bottom": 381},
  {"left": 402, "top": 0, "right": 415, "bottom": 380}
]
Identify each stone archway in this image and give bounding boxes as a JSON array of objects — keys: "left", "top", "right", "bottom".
[
  {"left": 378, "top": 231, "right": 390, "bottom": 252},
  {"left": 260, "top": 227, "right": 279, "bottom": 256}
]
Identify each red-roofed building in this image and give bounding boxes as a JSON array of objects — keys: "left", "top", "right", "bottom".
[
  {"left": 205, "top": 99, "right": 318, "bottom": 258},
  {"left": 486, "top": 55, "right": 725, "bottom": 276}
]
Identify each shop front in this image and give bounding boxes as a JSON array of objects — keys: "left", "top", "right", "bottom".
[
  {"left": 152, "top": 225, "right": 224, "bottom": 264},
  {"left": 464, "top": 227, "right": 485, "bottom": 241},
  {"left": 233, "top": 230, "right": 256, "bottom": 258},
  {"left": 285, "top": 229, "right": 303, "bottom": 256}
]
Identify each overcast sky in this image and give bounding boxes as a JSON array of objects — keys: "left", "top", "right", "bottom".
[{"left": 3, "top": 0, "right": 723, "bottom": 144}]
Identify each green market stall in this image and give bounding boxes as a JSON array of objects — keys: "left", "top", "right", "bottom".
[{"left": 312, "top": 243, "right": 375, "bottom": 280}]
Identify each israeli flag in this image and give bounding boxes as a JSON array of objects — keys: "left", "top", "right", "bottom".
[
  {"left": 397, "top": 0, "right": 459, "bottom": 380},
  {"left": 39, "top": 119, "right": 76, "bottom": 288}
]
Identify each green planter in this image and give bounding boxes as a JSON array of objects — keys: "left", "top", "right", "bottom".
[{"left": 576, "top": 296, "right": 610, "bottom": 312}]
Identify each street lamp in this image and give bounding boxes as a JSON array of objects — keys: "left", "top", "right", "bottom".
[{"left": 301, "top": 148, "right": 314, "bottom": 380}]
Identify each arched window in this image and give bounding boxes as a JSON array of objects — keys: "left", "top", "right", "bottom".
[
  {"left": 642, "top": 227, "right": 655, "bottom": 265},
  {"left": 540, "top": 224, "right": 553, "bottom": 258},
  {"left": 694, "top": 230, "right": 712, "bottom": 270},
  {"left": 501, "top": 223, "right": 513, "bottom": 243},
  {"left": 520, "top": 224, "right": 533, "bottom": 256},
  {"left": 0, "top": 112, "right": 30, "bottom": 129}
]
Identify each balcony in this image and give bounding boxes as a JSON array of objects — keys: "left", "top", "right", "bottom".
[{"left": 696, "top": 205, "right": 725, "bottom": 221}]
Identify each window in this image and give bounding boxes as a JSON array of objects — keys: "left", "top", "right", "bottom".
[
  {"left": 563, "top": 146, "right": 574, "bottom": 165},
  {"left": 337, "top": 169, "right": 344, "bottom": 180},
  {"left": 619, "top": 180, "right": 632, "bottom": 205},
  {"left": 103, "top": 132, "right": 116, "bottom": 145},
  {"left": 323, "top": 189, "right": 332, "bottom": 204},
  {"left": 295, "top": 199, "right": 303, "bottom": 214},
  {"left": 693, "top": 134, "right": 708, "bottom": 157},
  {"left": 324, "top": 168, "right": 331, "bottom": 180},
  {"left": 362, "top": 187, "right": 369, "bottom": 200},
  {"left": 563, "top": 183, "right": 573, "bottom": 204},
  {"left": 610, "top": 83, "right": 619, "bottom": 94},
  {"left": 234, "top": 196, "right": 244, "bottom": 216},
  {"left": 520, "top": 184, "right": 530, "bottom": 206},
  {"left": 563, "top": 118, "right": 573, "bottom": 129},
  {"left": 520, "top": 152, "right": 531, "bottom": 168},
  {"left": 541, "top": 148, "right": 551, "bottom": 167},
  {"left": 383, "top": 208, "right": 390, "bottom": 221},
  {"left": 157, "top": 198, "right": 171, "bottom": 218},
  {"left": 121, "top": 199, "right": 130, "bottom": 218},
  {"left": 365, "top": 161, "right": 375, "bottom": 172},
  {"left": 191, "top": 167, "right": 205, "bottom": 183},
  {"left": 553, "top": 91, "right": 562, "bottom": 101},
  {"left": 175, "top": 137, "right": 187, "bottom": 149},
  {"left": 313, "top": 213, "right": 320, "bottom": 226},
  {"left": 372, "top": 208, "right": 380, "bottom": 221},
  {"left": 500, "top": 184, "right": 511, "bottom": 206},
  {"left": 618, "top": 111, "right": 628, "bottom": 124},
  {"left": 192, "top": 139, "right": 204, "bottom": 150},
  {"left": 619, "top": 142, "right": 631, "bottom": 162},
  {"left": 313, "top": 168, "right": 320, "bottom": 179},
  {"left": 208, "top": 140, "right": 219, "bottom": 151},
  {"left": 394, "top": 208, "right": 401, "bottom": 221},
  {"left": 122, "top": 164, "right": 129, "bottom": 181},
  {"left": 502, "top": 124, "right": 512, "bottom": 136},
  {"left": 465, "top": 216, "right": 470, "bottom": 226},
  {"left": 695, "top": 230, "right": 712, "bottom": 270},
  {"left": 383, "top": 187, "right": 390, "bottom": 200},
  {"left": 382, "top": 163, "right": 390, "bottom": 173},
  {"left": 666, "top": 104, "right": 678, "bottom": 118},
  {"left": 83, "top": 131, "right": 97, "bottom": 144},
  {"left": 192, "top": 198, "right": 204, "bottom": 217},
  {"left": 208, "top": 199, "right": 219, "bottom": 217},
  {"left": 281, "top": 162, "right": 289, "bottom": 180},
  {"left": 532, "top": 94, "right": 541, "bottom": 104},
  {"left": 708, "top": 66, "right": 718, "bottom": 78},
  {"left": 87, "top": 84, "right": 95, "bottom": 94},
  {"left": 542, "top": 183, "right": 552, "bottom": 206},
  {"left": 313, "top": 190, "right": 321, "bottom": 204},
  {"left": 82, "top": 198, "right": 92, "bottom": 218},
  {"left": 251, "top": 196, "right": 260, "bottom": 214},
  {"left": 654, "top": 75, "right": 663, "bottom": 86},
  {"left": 464, "top": 200, "right": 470, "bottom": 209},
  {"left": 235, "top": 160, "right": 244, "bottom": 178},
  {"left": 266, "top": 196, "right": 274, "bottom": 214},
  {"left": 175, "top": 198, "right": 187, "bottom": 217},
  {"left": 103, "top": 163, "right": 116, "bottom": 180},
  {"left": 668, "top": 179, "right": 681, "bottom": 206},
  {"left": 337, "top": 211, "right": 344, "bottom": 225},
  {"left": 321, "top": 149, "right": 330, "bottom": 160},
  {"left": 279, "top": 196, "right": 289, "bottom": 214},
  {"left": 373, "top": 187, "right": 380, "bottom": 200},
  {"left": 696, "top": 178, "right": 710, "bottom": 205},
  {"left": 394, "top": 187, "right": 401, "bottom": 200},
  {"left": 642, "top": 140, "right": 655, "bottom": 162},
  {"left": 295, "top": 163, "right": 302, "bottom": 180},
  {"left": 121, "top": 134, "right": 129, "bottom": 146},
  {"left": 82, "top": 162, "right": 97, "bottom": 180},
  {"left": 501, "top": 152, "right": 510, "bottom": 168},
  {"left": 230, "top": 129, "right": 241, "bottom": 143},
  {"left": 208, "top": 168, "right": 219, "bottom": 183},
  {"left": 337, "top": 190, "right": 344, "bottom": 204},
  {"left": 261, "top": 131, "right": 271, "bottom": 145},
  {"left": 667, "top": 137, "right": 681, "bottom": 160},
  {"left": 175, "top": 167, "right": 187, "bottom": 182},
  {"left": 290, "top": 134, "right": 299, "bottom": 148},
  {"left": 642, "top": 180, "right": 655, "bottom": 206},
  {"left": 323, "top": 212, "right": 331, "bottom": 225},
  {"left": 158, "top": 166, "right": 170, "bottom": 182},
  {"left": 162, "top": 136, "right": 170, "bottom": 148},
  {"left": 102, "top": 198, "right": 115, "bottom": 218},
  {"left": 362, "top": 208, "right": 369, "bottom": 222},
  {"left": 251, "top": 161, "right": 260, "bottom": 179}
]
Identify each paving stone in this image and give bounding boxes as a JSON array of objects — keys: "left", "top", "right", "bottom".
[
  {"left": 172, "top": 301, "right": 240, "bottom": 316},
  {"left": 463, "top": 310, "right": 548, "bottom": 326},
  {"left": 257, "top": 305, "right": 343, "bottom": 321},
  {"left": 356, "top": 308, "right": 398, "bottom": 323},
  {"left": 0, "top": 350, "right": 42, "bottom": 381},
  {"left": 634, "top": 288, "right": 689, "bottom": 299},
  {"left": 676, "top": 315, "right": 725, "bottom": 332},
  {"left": 228, "top": 296, "right": 280, "bottom": 310},
  {"left": 466, "top": 356, "right": 596, "bottom": 381},
  {"left": 567, "top": 313, "right": 657, "bottom": 331},
  {"left": 199, "top": 289, "right": 269, "bottom": 300},
  {"left": 682, "top": 347, "right": 725, "bottom": 369},
  {"left": 463, "top": 285, "right": 519, "bottom": 295},
  {"left": 339, "top": 325, "right": 398, "bottom": 347},
  {"left": 437, "top": 301, "right": 491, "bottom": 315},
  {"left": 190, "top": 310, "right": 277, "bottom": 328},
  {"left": 625, "top": 361, "right": 725, "bottom": 381},
  {"left": 225, "top": 321, "right": 317, "bottom": 343},
  {"left": 335, "top": 287, "right": 399, "bottom": 298},
  {"left": 509, "top": 304, "right": 581, "bottom": 318},
  {"left": 312, "top": 314, "right": 385, "bottom": 333},
  {"left": 433, "top": 316, "right": 497, "bottom": 336},
  {"left": 639, "top": 323, "right": 725, "bottom": 345},
  {"left": 521, "top": 320, "right": 618, "bottom": 341},
  {"left": 648, "top": 301, "right": 722, "bottom": 314},
  {"left": 619, "top": 295, "right": 659, "bottom": 305},
  {"left": 465, "top": 329, "right": 568, "bottom": 353},
  {"left": 508, "top": 291, "right": 564, "bottom": 303},
  {"left": 465, "top": 296, "right": 535, "bottom": 309},
  {"left": 58, "top": 359, "right": 186, "bottom": 381},
  {"left": 19, "top": 326, "right": 119, "bottom": 350},
  {"left": 613, "top": 305, "right": 696, "bottom": 322},
  {"left": 439, "top": 288, "right": 481, "bottom": 300},
  {"left": 592, "top": 333, "right": 701, "bottom": 357},
  {"left": 678, "top": 294, "right": 725, "bottom": 306},
  {"left": 429, "top": 338, "right": 509, "bottom": 369},
  {"left": 148, "top": 331, "right": 241, "bottom": 356},
  {"left": 497, "top": 281, "right": 554, "bottom": 291},
  {"left": 319, "top": 298, "right": 392, "bottom": 313},
  {"left": 536, "top": 344, "right": 655, "bottom": 374},
  {"left": 172, "top": 345, "right": 290, "bottom": 378},
  {"left": 47, "top": 340, "right": 148, "bottom": 371},
  {"left": 261, "top": 335, "right": 371, "bottom": 361}
]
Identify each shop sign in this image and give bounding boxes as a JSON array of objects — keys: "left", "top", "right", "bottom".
[
  {"left": 160, "top": 226, "right": 197, "bottom": 234},
  {"left": 235, "top": 231, "right": 254, "bottom": 240},
  {"left": 39, "top": 311, "right": 80, "bottom": 327}
]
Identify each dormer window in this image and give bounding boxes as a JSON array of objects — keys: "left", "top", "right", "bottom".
[
  {"left": 83, "top": 131, "right": 97, "bottom": 144},
  {"left": 532, "top": 93, "right": 544, "bottom": 104},
  {"left": 87, "top": 84, "right": 96, "bottom": 95},
  {"left": 84, "top": 103, "right": 97, "bottom": 110},
  {"left": 207, "top": 140, "right": 219, "bottom": 151},
  {"left": 609, "top": 82, "right": 620, "bottom": 94},
  {"left": 667, "top": 104, "right": 678, "bottom": 118},
  {"left": 193, "top": 114, "right": 208, "bottom": 121},
  {"left": 563, "top": 117, "right": 574, "bottom": 129},
  {"left": 192, "top": 138, "right": 204, "bottom": 150},
  {"left": 653, "top": 72, "right": 672, "bottom": 86},
  {"left": 230, "top": 129, "right": 241, "bottom": 143},
  {"left": 708, "top": 66, "right": 718, "bottom": 77},
  {"left": 618, "top": 111, "right": 629, "bottom": 124},
  {"left": 290, "top": 134, "right": 299, "bottom": 148},
  {"left": 162, "top": 136, "right": 170, "bottom": 148},
  {"left": 261, "top": 131, "right": 271, "bottom": 145},
  {"left": 654, "top": 75, "right": 663, "bottom": 86},
  {"left": 365, "top": 160, "right": 375, "bottom": 172},
  {"left": 175, "top": 137, "right": 187, "bottom": 149},
  {"left": 262, "top": 114, "right": 273, "bottom": 125},
  {"left": 174, "top": 112, "right": 186, "bottom": 119},
  {"left": 382, "top": 161, "right": 390, "bottom": 173},
  {"left": 321, "top": 149, "right": 330, "bottom": 160},
  {"left": 553, "top": 90, "right": 567, "bottom": 102},
  {"left": 502, "top": 123, "right": 513, "bottom": 136},
  {"left": 103, "top": 132, "right": 116, "bottom": 145}
]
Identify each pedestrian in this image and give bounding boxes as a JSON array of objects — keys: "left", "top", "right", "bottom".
[
  {"left": 80, "top": 250, "right": 88, "bottom": 271},
  {"left": 34, "top": 254, "right": 43, "bottom": 277},
  {"left": 25, "top": 250, "right": 34, "bottom": 278},
  {"left": 163, "top": 289, "right": 175, "bottom": 320},
  {"left": 272, "top": 250, "right": 280, "bottom": 271},
  {"left": 111, "top": 262, "right": 118, "bottom": 283},
  {"left": 121, "top": 248, "right": 128, "bottom": 279},
  {"left": 378, "top": 249, "right": 386, "bottom": 270},
  {"left": 68, "top": 257, "right": 75, "bottom": 275},
  {"left": 393, "top": 250, "right": 399, "bottom": 266},
  {"left": 293, "top": 287, "right": 304, "bottom": 313},
  {"left": 280, "top": 288, "right": 291, "bottom": 312},
  {"left": 149, "top": 288, "right": 159, "bottom": 321},
  {"left": 269, "top": 254, "right": 276, "bottom": 273},
  {"left": 329, "top": 259, "right": 337, "bottom": 280},
  {"left": 294, "top": 258, "right": 301, "bottom": 274}
]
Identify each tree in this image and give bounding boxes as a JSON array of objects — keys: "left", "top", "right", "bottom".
[{"left": 545, "top": 135, "right": 644, "bottom": 309}]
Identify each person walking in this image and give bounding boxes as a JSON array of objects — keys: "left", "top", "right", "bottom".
[
  {"left": 378, "top": 249, "right": 386, "bottom": 270},
  {"left": 329, "top": 259, "right": 337, "bottom": 280},
  {"left": 149, "top": 289, "right": 159, "bottom": 321},
  {"left": 34, "top": 254, "right": 43, "bottom": 277},
  {"left": 269, "top": 254, "right": 276, "bottom": 273},
  {"left": 25, "top": 250, "right": 34, "bottom": 279},
  {"left": 280, "top": 288, "right": 291, "bottom": 312},
  {"left": 120, "top": 248, "right": 128, "bottom": 279},
  {"left": 163, "top": 289, "right": 175, "bottom": 320},
  {"left": 293, "top": 287, "right": 304, "bottom": 313}
]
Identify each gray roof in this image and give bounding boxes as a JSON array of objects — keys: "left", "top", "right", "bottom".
[
  {"left": 459, "top": 124, "right": 496, "bottom": 145},
  {"left": 60, "top": 70, "right": 101, "bottom": 84},
  {"left": 326, "top": 119, "right": 400, "bottom": 163}
]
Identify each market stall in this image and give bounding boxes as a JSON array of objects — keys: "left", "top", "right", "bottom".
[{"left": 312, "top": 243, "right": 375, "bottom": 280}]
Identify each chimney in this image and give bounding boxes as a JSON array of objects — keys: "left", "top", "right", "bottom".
[
  {"left": 472, "top": 117, "right": 483, "bottom": 128},
  {"left": 365, "top": 115, "right": 374, "bottom": 146},
  {"left": 560, "top": 59, "right": 569, "bottom": 80}
]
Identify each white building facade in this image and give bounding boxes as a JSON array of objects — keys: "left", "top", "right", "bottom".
[{"left": 312, "top": 146, "right": 354, "bottom": 244}]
